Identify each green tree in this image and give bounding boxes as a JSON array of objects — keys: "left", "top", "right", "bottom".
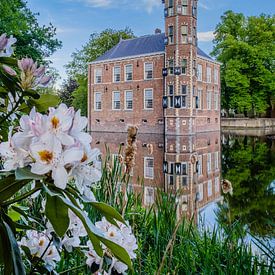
[
  {"left": 64, "top": 28, "right": 134, "bottom": 112},
  {"left": 72, "top": 76, "right": 88, "bottom": 116},
  {"left": 0, "top": 0, "right": 62, "bottom": 62},
  {"left": 58, "top": 78, "right": 78, "bottom": 107},
  {"left": 212, "top": 11, "right": 275, "bottom": 117}
]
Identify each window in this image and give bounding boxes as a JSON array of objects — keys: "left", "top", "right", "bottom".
[
  {"left": 181, "top": 85, "right": 187, "bottom": 108},
  {"left": 207, "top": 91, "right": 212, "bottom": 110},
  {"left": 94, "top": 92, "right": 102, "bottom": 111},
  {"left": 192, "top": 1, "right": 197, "bottom": 17},
  {"left": 214, "top": 93, "right": 219, "bottom": 110},
  {"left": 214, "top": 68, "right": 218, "bottom": 84},
  {"left": 168, "top": 59, "right": 174, "bottom": 75},
  {"left": 168, "top": 85, "right": 174, "bottom": 108},
  {"left": 207, "top": 67, "right": 212, "bottom": 83},
  {"left": 182, "top": 59, "right": 187, "bottom": 74},
  {"left": 181, "top": 163, "right": 187, "bottom": 175},
  {"left": 193, "top": 26, "right": 197, "bottom": 45},
  {"left": 214, "top": 151, "right": 219, "bottom": 170},
  {"left": 125, "top": 90, "right": 133, "bottom": 110},
  {"left": 112, "top": 91, "right": 121, "bottom": 110},
  {"left": 208, "top": 180, "right": 212, "bottom": 197},
  {"left": 168, "top": 0, "right": 174, "bottom": 16},
  {"left": 144, "top": 157, "right": 154, "bottom": 179},
  {"left": 168, "top": 85, "right": 174, "bottom": 95},
  {"left": 94, "top": 68, "right": 102, "bottom": 83},
  {"left": 182, "top": 0, "right": 188, "bottom": 15},
  {"left": 207, "top": 153, "right": 212, "bottom": 173},
  {"left": 125, "top": 64, "right": 133, "bottom": 81},
  {"left": 197, "top": 89, "right": 202, "bottom": 109},
  {"left": 197, "top": 155, "right": 202, "bottom": 175},
  {"left": 145, "top": 187, "right": 154, "bottom": 206},
  {"left": 198, "top": 184, "right": 203, "bottom": 201},
  {"left": 144, "top": 63, "right": 153, "bottom": 80},
  {"left": 168, "top": 26, "right": 174, "bottom": 44},
  {"left": 144, "top": 89, "right": 153, "bottom": 109},
  {"left": 113, "top": 66, "right": 121, "bottom": 82},
  {"left": 181, "top": 25, "right": 188, "bottom": 44},
  {"left": 215, "top": 177, "right": 220, "bottom": 193},
  {"left": 168, "top": 175, "right": 174, "bottom": 185},
  {"left": 197, "top": 64, "right": 202, "bottom": 81}
]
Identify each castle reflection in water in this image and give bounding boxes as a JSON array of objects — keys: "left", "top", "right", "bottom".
[{"left": 91, "top": 131, "right": 222, "bottom": 221}]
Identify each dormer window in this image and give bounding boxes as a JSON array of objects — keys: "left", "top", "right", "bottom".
[
  {"left": 168, "top": 26, "right": 174, "bottom": 44},
  {"left": 95, "top": 68, "right": 102, "bottom": 84},
  {"left": 113, "top": 66, "right": 121, "bottom": 82}
]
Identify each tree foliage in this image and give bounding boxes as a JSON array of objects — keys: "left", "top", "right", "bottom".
[
  {"left": 0, "top": 0, "right": 62, "bottom": 63},
  {"left": 63, "top": 28, "right": 134, "bottom": 112},
  {"left": 212, "top": 11, "right": 275, "bottom": 117},
  {"left": 58, "top": 78, "right": 78, "bottom": 107}
]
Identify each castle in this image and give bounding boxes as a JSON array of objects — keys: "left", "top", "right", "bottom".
[{"left": 88, "top": 0, "right": 221, "bottom": 217}]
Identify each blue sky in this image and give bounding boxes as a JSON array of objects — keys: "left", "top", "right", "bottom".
[{"left": 27, "top": 0, "right": 274, "bottom": 86}]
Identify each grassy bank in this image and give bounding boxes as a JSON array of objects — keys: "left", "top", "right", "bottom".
[{"left": 57, "top": 152, "right": 274, "bottom": 274}]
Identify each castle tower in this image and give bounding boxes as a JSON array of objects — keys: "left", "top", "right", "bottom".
[{"left": 162, "top": 0, "right": 199, "bottom": 216}]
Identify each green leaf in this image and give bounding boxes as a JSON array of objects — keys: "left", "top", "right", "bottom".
[
  {"left": 44, "top": 185, "right": 103, "bottom": 256},
  {"left": 98, "top": 237, "right": 133, "bottom": 271},
  {"left": 33, "top": 94, "right": 60, "bottom": 112},
  {"left": 15, "top": 167, "right": 45, "bottom": 180},
  {"left": 2, "top": 221, "right": 26, "bottom": 275},
  {"left": 45, "top": 194, "right": 70, "bottom": 237},
  {"left": 91, "top": 202, "right": 125, "bottom": 225},
  {"left": 0, "top": 57, "right": 17, "bottom": 66},
  {"left": 0, "top": 177, "right": 30, "bottom": 203}
]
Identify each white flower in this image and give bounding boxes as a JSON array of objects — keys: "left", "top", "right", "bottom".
[
  {"left": 0, "top": 34, "right": 16, "bottom": 57},
  {"left": 62, "top": 235, "right": 81, "bottom": 253},
  {"left": 30, "top": 139, "right": 83, "bottom": 189},
  {"left": 0, "top": 129, "right": 29, "bottom": 171},
  {"left": 70, "top": 110, "right": 92, "bottom": 145},
  {"left": 113, "top": 260, "right": 128, "bottom": 274},
  {"left": 71, "top": 146, "right": 102, "bottom": 200},
  {"left": 44, "top": 104, "right": 75, "bottom": 146},
  {"left": 68, "top": 209, "right": 87, "bottom": 238},
  {"left": 19, "top": 230, "right": 60, "bottom": 269},
  {"left": 85, "top": 240, "right": 101, "bottom": 267}
]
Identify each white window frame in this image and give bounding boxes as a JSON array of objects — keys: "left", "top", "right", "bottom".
[
  {"left": 144, "top": 157, "right": 154, "bottom": 179},
  {"left": 125, "top": 64, "right": 133, "bottom": 81},
  {"left": 214, "top": 151, "right": 219, "bottom": 170},
  {"left": 215, "top": 177, "right": 220, "bottom": 193},
  {"left": 112, "top": 91, "right": 121, "bottom": 110},
  {"left": 94, "top": 68, "right": 102, "bottom": 84},
  {"left": 94, "top": 92, "right": 102, "bottom": 111},
  {"left": 197, "top": 64, "right": 203, "bottom": 81},
  {"left": 144, "top": 187, "right": 154, "bottom": 206},
  {"left": 214, "top": 68, "right": 219, "bottom": 84},
  {"left": 197, "top": 89, "right": 202, "bottom": 110},
  {"left": 207, "top": 91, "right": 212, "bottom": 110},
  {"left": 198, "top": 183, "right": 203, "bottom": 202},
  {"left": 144, "top": 62, "right": 153, "bottom": 80},
  {"left": 144, "top": 88, "right": 153, "bottom": 110},
  {"left": 207, "top": 180, "right": 212, "bottom": 197},
  {"left": 113, "top": 66, "right": 121, "bottom": 83},
  {"left": 214, "top": 92, "right": 219, "bottom": 111},
  {"left": 124, "top": 90, "right": 133, "bottom": 111},
  {"left": 181, "top": 25, "right": 188, "bottom": 44},
  {"left": 207, "top": 153, "right": 212, "bottom": 173},
  {"left": 207, "top": 67, "right": 212, "bottom": 83},
  {"left": 197, "top": 155, "right": 202, "bottom": 175}
]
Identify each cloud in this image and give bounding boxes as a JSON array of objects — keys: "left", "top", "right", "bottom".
[
  {"left": 198, "top": 31, "right": 214, "bottom": 42},
  {"left": 81, "top": 0, "right": 112, "bottom": 7},
  {"left": 198, "top": 1, "right": 210, "bottom": 10},
  {"left": 143, "top": 0, "right": 161, "bottom": 13}
]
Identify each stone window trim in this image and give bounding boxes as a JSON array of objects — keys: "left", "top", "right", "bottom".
[
  {"left": 144, "top": 62, "right": 153, "bottom": 80},
  {"left": 144, "top": 88, "right": 153, "bottom": 110},
  {"left": 124, "top": 90, "right": 133, "bottom": 111},
  {"left": 112, "top": 91, "right": 121, "bottom": 110},
  {"left": 94, "top": 92, "right": 102, "bottom": 111},
  {"left": 144, "top": 157, "right": 154, "bottom": 179},
  {"left": 125, "top": 64, "right": 133, "bottom": 82}
]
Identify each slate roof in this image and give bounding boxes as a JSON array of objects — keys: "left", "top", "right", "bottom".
[{"left": 92, "top": 33, "right": 214, "bottom": 63}]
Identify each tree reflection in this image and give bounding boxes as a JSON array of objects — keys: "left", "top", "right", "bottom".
[{"left": 220, "top": 135, "right": 275, "bottom": 238}]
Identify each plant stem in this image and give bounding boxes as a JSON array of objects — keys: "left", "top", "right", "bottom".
[{"left": 59, "top": 264, "right": 87, "bottom": 274}]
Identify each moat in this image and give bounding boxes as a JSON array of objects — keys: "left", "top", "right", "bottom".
[{"left": 91, "top": 130, "right": 275, "bottom": 249}]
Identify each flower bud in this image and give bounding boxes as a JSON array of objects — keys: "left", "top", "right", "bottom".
[{"left": 2, "top": 65, "right": 17, "bottom": 76}]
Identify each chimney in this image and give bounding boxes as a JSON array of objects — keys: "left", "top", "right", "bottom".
[{"left": 155, "top": 28, "right": 161, "bottom": 34}]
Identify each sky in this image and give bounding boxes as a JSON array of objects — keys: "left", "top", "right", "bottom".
[{"left": 27, "top": 0, "right": 274, "bottom": 86}]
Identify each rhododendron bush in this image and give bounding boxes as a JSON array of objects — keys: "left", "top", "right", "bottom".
[{"left": 0, "top": 34, "right": 136, "bottom": 274}]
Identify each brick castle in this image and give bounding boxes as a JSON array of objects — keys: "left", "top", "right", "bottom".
[{"left": 88, "top": 0, "right": 221, "bottom": 217}]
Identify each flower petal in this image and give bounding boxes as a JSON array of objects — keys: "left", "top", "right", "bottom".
[
  {"left": 63, "top": 147, "right": 83, "bottom": 165},
  {"left": 52, "top": 166, "right": 68, "bottom": 189}
]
